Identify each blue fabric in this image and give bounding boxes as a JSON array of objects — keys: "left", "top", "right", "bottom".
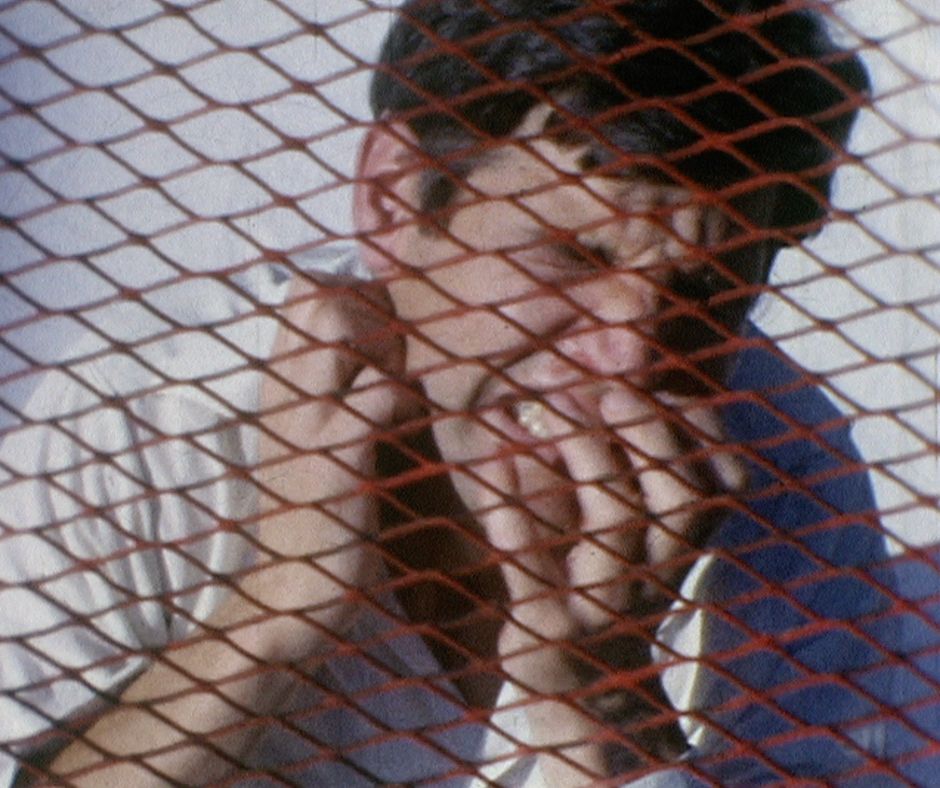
[{"left": 676, "top": 329, "right": 933, "bottom": 785}]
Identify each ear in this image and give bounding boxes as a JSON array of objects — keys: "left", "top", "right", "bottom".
[{"left": 354, "top": 122, "right": 422, "bottom": 277}]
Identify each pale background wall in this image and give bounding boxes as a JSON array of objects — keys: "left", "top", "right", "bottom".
[
  {"left": 0, "top": 0, "right": 936, "bottom": 548},
  {"left": 762, "top": 1, "right": 940, "bottom": 549}
]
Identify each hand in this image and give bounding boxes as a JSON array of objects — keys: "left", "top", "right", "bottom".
[
  {"left": 47, "top": 275, "right": 415, "bottom": 785},
  {"left": 442, "top": 383, "right": 745, "bottom": 785},
  {"left": 248, "top": 273, "right": 416, "bottom": 662}
]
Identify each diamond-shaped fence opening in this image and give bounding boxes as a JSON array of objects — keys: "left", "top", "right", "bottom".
[{"left": 1, "top": 0, "right": 938, "bottom": 786}]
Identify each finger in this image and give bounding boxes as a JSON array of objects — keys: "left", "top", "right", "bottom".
[
  {"left": 545, "top": 399, "right": 643, "bottom": 630},
  {"left": 482, "top": 452, "right": 607, "bottom": 784},
  {"left": 474, "top": 455, "right": 567, "bottom": 604},
  {"left": 663, "top": 396, "right": 748, "bottom": 493},
  {"left": 512, "top": 450, "right": 580, "bottom": 549},
  {"left": 600, "top": 390, "right": 704, "bottom": 580}
]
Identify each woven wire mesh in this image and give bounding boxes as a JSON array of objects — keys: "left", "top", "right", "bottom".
[{"left": 0, "top": 0, "right": 938, "bottom": 785}]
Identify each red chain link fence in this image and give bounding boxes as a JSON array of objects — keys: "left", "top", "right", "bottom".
[{"left": 1, "top": 0, "right": 938, "bottom": 785}]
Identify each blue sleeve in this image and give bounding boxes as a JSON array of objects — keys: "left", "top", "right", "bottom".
[
  {"left": 866, "top": 546, "right": 940, "bottom": 786},
  {"left": 684, "top": 328, "right": 918, "bottom": 784}
]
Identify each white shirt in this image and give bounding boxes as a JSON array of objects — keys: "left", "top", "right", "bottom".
[
  {"left": 0, "top": 245, "right": 618, "bottom": 787},
  {"left": 1, "top": 244, "right": 897, "bottom": 786}
]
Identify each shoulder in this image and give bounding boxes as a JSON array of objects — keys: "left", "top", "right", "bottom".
[
  {"left": 716, "top": 323, "right": 879, "bottom": 553},
  {"left": 720, "top": 323, "right": 876, "bottom": 521},
  {"left": 723, "top": 323, "right": 857, "bottom": 455}
]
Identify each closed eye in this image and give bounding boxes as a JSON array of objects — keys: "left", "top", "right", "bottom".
[{"left": 507, "top": 233, "right": 617, "bottom": 276}]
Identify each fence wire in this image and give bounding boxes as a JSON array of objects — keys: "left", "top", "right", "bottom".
[{"left": 0, "top": 0, "right": 939, "bottom": 785}]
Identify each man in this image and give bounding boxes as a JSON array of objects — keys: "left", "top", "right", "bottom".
[{"left": 0, "top": 0, "right": 905, "bottom": 785}]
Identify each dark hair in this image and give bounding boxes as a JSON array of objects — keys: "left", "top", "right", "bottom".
[
  {"left": 371, "top": 0, "right": 869, "bottom": 244},
  {"left": 371, "top": 0, "right": 869, "bottom": 390}
]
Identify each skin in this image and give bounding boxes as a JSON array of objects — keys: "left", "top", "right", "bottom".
[
  {"left": 360, "top": 105, "right": 747, "bottom": 783},
  {"left": 45, "top": 104, "right": 745, "bottom": 786},
  {"left": 44, "top": 279, "right": 415, "bottom": 785}
]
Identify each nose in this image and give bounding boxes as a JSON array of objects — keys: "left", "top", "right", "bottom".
[
  {"left": 555, "top": 320, "right": 648, "bottom": 379},
  {"left": 553, "top": 272, "right": 655, "bottom": 379},
  {"left": 503, "top": 280, "right": 654, "bottom": 406}
]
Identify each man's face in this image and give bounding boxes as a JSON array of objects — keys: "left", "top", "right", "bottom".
[
  {"left": 386, "top": 108, "right": 727, "bottom": 443},
  {"left": 377, "top": 104, "right": 743, "bottom": 614}
]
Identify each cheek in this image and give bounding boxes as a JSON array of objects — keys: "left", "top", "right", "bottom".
[
  {"left": 449, "top": 198, "right": 534, "bottom": 253},
  {"left": 430, "top": 255, "right": 537, "bottom": 306}
]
